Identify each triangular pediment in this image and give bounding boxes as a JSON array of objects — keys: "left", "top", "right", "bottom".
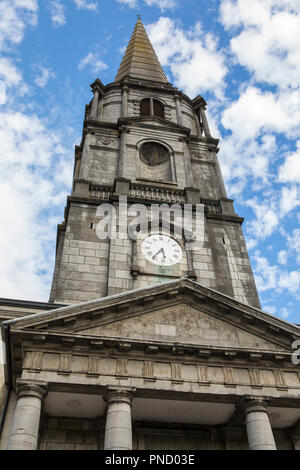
[
  {"left": 8, "top": 279, "right": 299, "bottom": 354},
  {"left": 72, "top": 303, "right": 289, "bottom": 352}
]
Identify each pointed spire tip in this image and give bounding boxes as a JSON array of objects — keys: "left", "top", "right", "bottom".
[{"left": 115, "top": 17, "right": 168, "bottom": 83}]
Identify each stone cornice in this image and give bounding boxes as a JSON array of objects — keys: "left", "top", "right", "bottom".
[
  {"left": 206, "top": 213, "right": 244, "bottom": 224},
  {"left": 90, "top": 78, "right": 104, "bottom": 94},
  {"left": 6, "top": 278, "right": 300, "bottom": 354},
  {"left": 9, "top": 328, "right": 295, "bottom": 366},
  {"left": 102, "top": 79, "right": 193, "bottom": 104},
  {"left": 118, "top": 116, "right": 191, "bottom": 135}
]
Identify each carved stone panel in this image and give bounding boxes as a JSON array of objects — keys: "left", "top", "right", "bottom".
[
  {"left": 249, "top": 368, "right": 263, "bottom": 388},
  {"left": 142, "top": 361, "right": 156, "bottom": 382},
  {"left": 24, "top": 351, "right": 43, "bottom": 373},
  {"left": 197, "top": 365, "right": 209, "bottom": 384},
  {"left": 171, "top": 363, "right": 183, "bottom": 383},
  {"left": 87, "top": 356, "right": 100, "bottom": 377},
  {"left": 116, "top": 359, "right": 128, "bottom": 378},
  {"left": 58, "top": 354, "right": 72, "bottom": 375},
  {"left": 223, "top": 367, "right": 236, "bottom": 387}
]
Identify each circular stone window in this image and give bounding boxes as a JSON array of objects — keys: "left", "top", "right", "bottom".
[{"left": 140, "top": 142, "right": 169, "bottom": 166}]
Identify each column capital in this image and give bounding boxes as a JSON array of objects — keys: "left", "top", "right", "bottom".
[
  {"left": 241, "top": 396, "right": 271, "bottom": 415},
  {"left": 118, "top": 125, "right": 130, "bottom": 134},
  {"left": 104, "top": 387, "right": 135, "bottom": 406},
  {"left": 16, "top": 379, "right": 48, "bottom": 401},
  {"left": 90, "top": 78, "right": 104, "bottom": 94}
]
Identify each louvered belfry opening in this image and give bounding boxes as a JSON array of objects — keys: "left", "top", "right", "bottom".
[
  {"left": 153, "top": 99, "right": 164, "bottom": 118},
  {"left": 140, "top": 98, "right": 165, "bottom": 118},
  {"left": 140, "top": 98, "right": 151, "bottom": 116}
]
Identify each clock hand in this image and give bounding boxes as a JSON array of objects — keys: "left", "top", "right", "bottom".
[{"left": 152, "top": 248, "right": 164, "bottom": 260}]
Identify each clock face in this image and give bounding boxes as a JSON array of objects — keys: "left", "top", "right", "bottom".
[{"left": 141, "top": 235, "right": 183, "bottom": 266}]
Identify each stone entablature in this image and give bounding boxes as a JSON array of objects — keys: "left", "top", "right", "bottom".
[
  {"left": 7, "top": 280, "right": 300, "bottom": 401},
  {"left": 20, "top": 348, "right": 299, "bottom": 397}
]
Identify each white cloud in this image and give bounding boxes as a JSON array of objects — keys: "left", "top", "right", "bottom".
[
  {"left": 147, "top": 17, "right": 227, "bottom": 98},
  {"left": 49, "top": 0, "right": 98, "bottom": 27},
  {"left": 278, "top": 141, "right": 300, "bottom": 183},
  {"left": 287, "top": 229, "right": 300, "bottom": 264},
  {"left": 254, "top": 251, "right": 300, "bottom": 295},
  {"left": 0, "top": 57, "right": 22, "bottom": 85},
  {"left": 246, "top": 198, "right": 279, "bottom": 240},
  {"left": 219, "top": 132, "right": 276, "bottom": 197},
  {"left": 49, "top": 0, "right": 66, "bottom": 28},
  {"left": 220, "top": 0, "right": 300, "bottom": 89},
  {"left": 33, "top": 66, "right": 55, "bottom": 88},
  {"left": 0, "top": 0, "right": 38, "bottom": 50},
  {"left": 279, "top": 186, "right": 300, "bottom": 216},
  {"left": 0, "top": 81, "right": 5, "bottom": 104},
  {"left": 263, "top": 305, "right": 277, "bottom": 315},
  {"left": 144, "top": 0, "right": 177, "bottom": 10},
  {"left": 117, "top": 0, "right": 176, "bottom": 9},
  {"left": 0, "top": 111, "right": 72, "bottom": 301},
  {"left": 117, "top": 0, "right": 137, "bottom": 7},
  {"left": 0, "top": 0, "right": 73, "bottom": 301},
  {"left": 78, "top": 52, "right": 108, "bottom": 74},
  {"left": 279, "top": 307, "right": 289, "bottom": 319},
  {"left": 278, "top": 250, "right": 288, "bottom": 265},
  {"left": 71, "top": 0, "right": 99, "bottom": 10},
  {"left": 218, "top": 0, "right": 300, "bottom": 220},
  {"left": 278, "top": 271, "right": 300, "bottom": 294},
  {"left": 221, "top": 86, "right": 300, "bottom": 141},
  {"left": 243, "top": 186, "right": 299, "bottom": 246}
]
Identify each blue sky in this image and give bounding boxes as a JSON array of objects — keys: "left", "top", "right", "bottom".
[{"left": 0, "top": 0, "right": 299, "bottom": 323}]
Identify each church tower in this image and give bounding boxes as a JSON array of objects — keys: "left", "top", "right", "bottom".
[
  {"left": 49, "top": 18, "right": 260, "bottom": 309},
  {"left": 2, "top": 19, "right": 300, "bottom": 452}
]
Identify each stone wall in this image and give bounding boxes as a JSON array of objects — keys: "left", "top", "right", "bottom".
[
  {"left": 38, "top": 416, "right": 293, "bottom": 450},
  {"left": 39, "top": 416, "right": 104, "bottom": 450},
  {"left": 51, "top": 203, "right": 110, "bottom": 303},
  {"left": 51, "top": 198, "right": 259, "bottom": 307}
]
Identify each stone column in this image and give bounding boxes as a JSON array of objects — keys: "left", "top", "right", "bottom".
[
  {"left": 7, "top": 381, "right": 47, "bottom": 450},
  {"left": 98, "top": 98, "right": 104, "bottom": 120},
  {"left": 200, "top": 106, "right": 211, "bottom": 138},
  {"left": 121, "top": 86, "right": 129, "bottom": 118},
  {"left": 193, "top": 110, "right": 202, "bottom": 137},
  {"left": 212, "top": 150, "right": 228, "bottom": 199},
  {"left": 243, "top": 398, "right": 276, "bottom": 450},
  {"left": 150, "top": 97, "right": 154, "bottom": 116},
  {"left": 90, "top": 89, "right": 100, "bottom": 119},
  {"left": 118, "top": 127, "right": 128, "bottom": 178},
  {"left": 175, "top": 95, "right": 182, "bottom": 125},
  {"left": 104, "top": 388, "right": 134, "bottom": 450},
  {"left": 183, "top": 140, "right": 193, "bottom": 187}
]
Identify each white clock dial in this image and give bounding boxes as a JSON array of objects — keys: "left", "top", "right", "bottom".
[{"left": 141, "top": 235, "right": 182, "bottom": 266}]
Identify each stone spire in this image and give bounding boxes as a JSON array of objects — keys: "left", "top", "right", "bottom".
[{"left": 115, "top": 17, "right": 168, "bottom": 83}]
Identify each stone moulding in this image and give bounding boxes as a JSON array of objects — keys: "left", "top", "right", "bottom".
[
  {"left": 13, "top": 329, "right": 294, "bottom": 366},
  {"left": 19, "top": 348, "right": 300, "bottom": 398}
]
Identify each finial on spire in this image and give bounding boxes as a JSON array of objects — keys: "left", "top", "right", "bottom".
[{"left": 137, "top": 14, "right": 141, "bottom": 20}]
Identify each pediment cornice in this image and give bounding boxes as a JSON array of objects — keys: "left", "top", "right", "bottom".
[{"left": 6, "top": 279, "right": 300, "bottom": 352}]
